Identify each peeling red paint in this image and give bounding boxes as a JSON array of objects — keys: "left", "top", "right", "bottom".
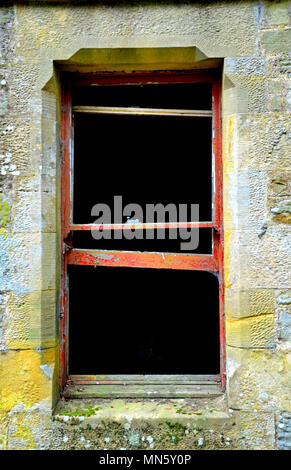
[
  {"left": 60, "top": 71, "right": 224, "bottom": 391},
  {"left": 70, "top": 221, "right": 213, "bottom": 231},
  {"left": 67, "top": 249, "right": 218, "bottom": 271}
]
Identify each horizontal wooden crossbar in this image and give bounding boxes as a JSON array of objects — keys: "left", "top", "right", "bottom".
[
  {"left": 73, "top": 105, "right": 212, "bottom": 117},
  {"left": 70, "top": 222, "right": 213, "bottom": 231},
  {"left": 66, "top": 249, "right": 218, "bottom": 271}
]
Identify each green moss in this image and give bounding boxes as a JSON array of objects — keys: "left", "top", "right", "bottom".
[
  {"left": 176, "top": 408, "right": 204, "bottom": 415},
  {"left": 59, "top": 407, "right": 99, "bottom": 417},
  {"left": 0, "top": 194, "right": 10, "bottom": 233},
  {"left": 166, "top": 422, "right": 185, "bottom": 430},
  {"left": 165, "top": 422, "right": 186, "bottom": 445}
]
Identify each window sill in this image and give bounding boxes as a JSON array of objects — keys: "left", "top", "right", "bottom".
[
  {"left": 62, "top": 375, "right": 223, "bottom": 399},
  {"left": 53, "top": 396, "right": 232, "bottom": 437}
]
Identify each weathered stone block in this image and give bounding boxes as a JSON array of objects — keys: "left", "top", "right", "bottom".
[
  {"left": 0, "top": 348, "right": 58, "bottom": 410},
  {"left": 270, "top": 199, "right": 291, "bottom": 223},
  {"left": 227, "top": 346, "right": 291, "bottom": 412},
  {"left": 0, "top": 232, "right": 56, "bottom": 294},
  {"left": 0, "top": 410, "right": 8, "bottom": 449},
  {"left": 267, "top": 79, "right": 289, "bottom": 113},
  {"left": 5, "top": 400, "right": 63, "bottom": 450},
  {"left": 10, "top": 170, "right": 57, "bottom": 235},
  {"left": 222, "top": 73, "right": 268, "bottom": 114},
  {"left": 262, "top": 29, "right": 291, "bottom": 55},
  {"left": 0, "top": 116, "right": 38, "bottom": 178},
  {"left": 278, "top": 311, "right": 291, "bottom": 341},
  {"left": 4, "top": 290, "right": 57, "bottom": 350},
  {"left": 0, "top": 6, "right": 14, "bottom": 26},
  {"left": 235, "top": 411, "right": 275, "bottom": 450},
  {"left": 224, "top": 57, "right": 267, "bottom": 76},
  {"left": 0, "top": 233, "right": 39, "bottom": 294},
  {"left": 268, "top": 170, "right": 291, "bottom": 197},
  {"left": 14, "top": 2, "right": 258, "bottom": 61},
  {"left": 264, "top": 1, "right": 290, "bottom": 26},
  {"left": 0, "top": 92, "right": 9, "bottom": 117},
  {"left": 276, "top": 412, "right": 291, "bottom": 450},
  {"left": 223, "top": 229, "right": 236, "bottom": 289},
  {"left": 226, "top": 314, "right": 275, "bottom": 348},
  {"left": 224, "top": 228, "right": 291, "bottom": 289},
  {"left": 224, "top": 114, "right": 290, "bottom": 172},
  {"left": 277, "top": 289, "right": 291, "bottom": 306},
  {"left": 225, "top": 288, "right": 275, "bottom": 319},
  {"left": 41, "top": 232, "right": 57, "bottom": 291},
  {"left": 11, "top": 191, "right": 41, "bottom": 233},
  {"left": 42, "top": 90, "right": 57, "bottom": 121},
  {"left": 41, "top": 192, "right": 57, "bottom": 233},
  {"left": 223, "top": 170, "right": 268, "bottom": 232}
]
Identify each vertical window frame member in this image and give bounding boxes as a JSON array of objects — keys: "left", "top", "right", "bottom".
[{"left": 60, "top": 71, "right": 224, "bottom": 394}]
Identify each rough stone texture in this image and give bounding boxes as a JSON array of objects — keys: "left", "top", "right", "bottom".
[
  {"left": 278, "top": 311, "right": 291, "bottom": 341},
  {"left": 51, "top": 397, "right": 239, "bottom": 451},
  {"left": 276, "top": 412, "right": 291, "bottom": 450},
  {"left": 226, "top": 313, "right": 275, "bottom": 348},
  {"left": 0, "top": 0, "right": 290, "bottom": 450},
  {"left": 227, "top": 346, "right": 291, "bottom": 413}
]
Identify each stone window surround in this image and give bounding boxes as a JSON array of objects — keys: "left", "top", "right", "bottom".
[{"left": 39, "top": 48, "right": 225, "bottom": 402}]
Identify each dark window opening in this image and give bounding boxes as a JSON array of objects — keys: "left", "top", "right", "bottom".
[
  {"left": 61, "top": 73, "right": 223, "bottom": 391},
  {"left": 73, "top": 228, "right": 213, "bottom": 254},
  {"left": 73, "top": 113, "right": 212, "bottom": 225},
  {"left": 72, "top": 82, "right": 212, "bottom": 110},
  {"left": 68, "top": 266, "right": 220, "bottom": 375}
]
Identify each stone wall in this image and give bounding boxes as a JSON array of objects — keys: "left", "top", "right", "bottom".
[{"left": 0, "top": 0, "right": 290, "bottom": 450}]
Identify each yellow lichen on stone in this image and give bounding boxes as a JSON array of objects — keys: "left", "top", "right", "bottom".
[
  {"left": 223, "top": 230, "right": 236, "bottom": 289},
  {"left": 223, "top": 115, "right": 236, "bottom": 174},
  {"left": 226, "top": 313, "right": 274, "bottom": 348},
  {"left": 225, "top": 289, "right": 275, "bottom": 319},
  {"left": 0, "top": 348, "right": 57, "bottom": 411},
  {"left": 8, "top": 421, "right": 37, "bottom": 450}
]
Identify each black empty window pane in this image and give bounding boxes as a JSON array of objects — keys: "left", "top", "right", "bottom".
[
  {"left": 73, "top": 113, "right": 212, "bottom": 223},
  {"left": 72, "top": 83, "right": 212, "bottom": 110},
  {"left": 73, "top": 228, "right": 212, "bottom": 254},
  {"left": 68, "top": 266, "right": 220, "bottom": 375}
]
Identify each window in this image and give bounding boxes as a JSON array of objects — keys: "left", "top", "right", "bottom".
[{"left": 60, "top": 71, "right": 224, "bottom": 398}]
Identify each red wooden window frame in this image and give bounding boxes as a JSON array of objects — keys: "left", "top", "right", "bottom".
[{"left": 60, "top": 71, "right": 225, "bottom": 392}]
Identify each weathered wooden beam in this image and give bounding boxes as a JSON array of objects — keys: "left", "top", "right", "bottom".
[
  {"left": 73, "top": 105, "right": 212, "bottom": 117},
  {"left": 69, "top": 374, "right": 220, "bottom": 385},
  {"left": 70, "top": 222, "right": 213, "bottom": 231},
  {"left": 66, "top": 249, "right": 218, "bottom": 271},
  {"left": 63, "top": 383, "right": 223, "bottom": 399}
]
